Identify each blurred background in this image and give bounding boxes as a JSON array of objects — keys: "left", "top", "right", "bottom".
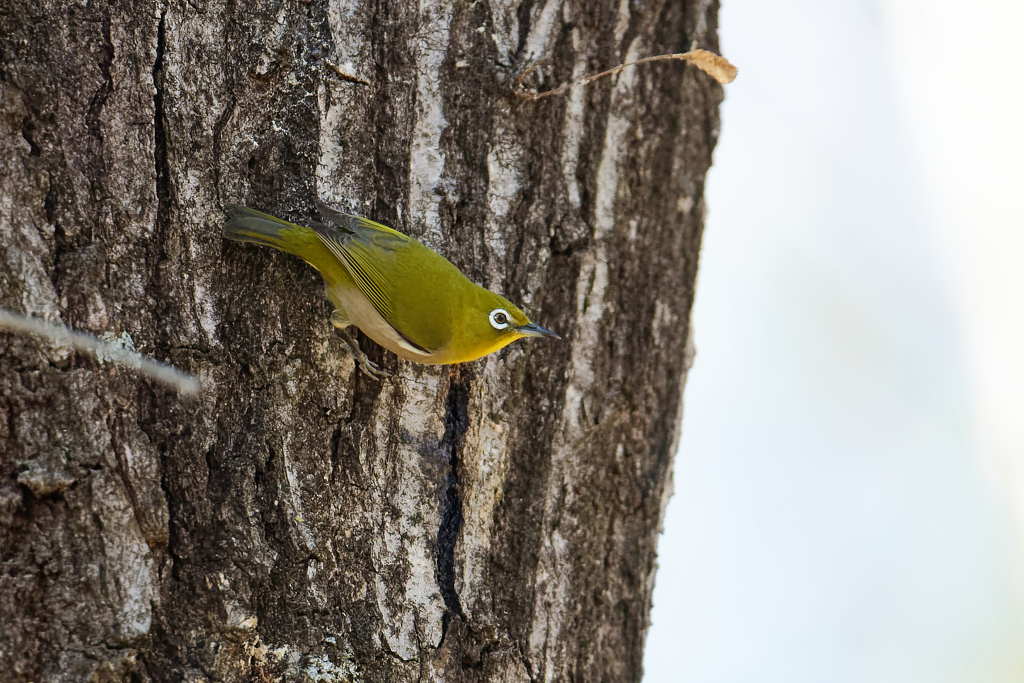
[{"left": 644, "top": 0, "right": 1024, "bottom": 681}]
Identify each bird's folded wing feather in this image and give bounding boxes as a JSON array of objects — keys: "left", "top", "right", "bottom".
[{"left": 311, "top": 205, "right": 436, "bottom": 353}]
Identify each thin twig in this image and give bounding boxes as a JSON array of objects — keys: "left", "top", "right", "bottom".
[
  {"left": 517, "top": 48, "right": 737, "bottom": 101},
  {"left": 0, "top": 308, "right": 202, "bottom": 395},
  {"left": 515, "top": 56, "right": 551, "bottom": 87}
]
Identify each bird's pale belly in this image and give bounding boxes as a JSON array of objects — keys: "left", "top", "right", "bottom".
[{"left": 325, "top": 283, "right": 443, "bottom": 364}]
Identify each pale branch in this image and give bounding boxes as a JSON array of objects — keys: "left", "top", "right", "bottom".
[
  {"left": 517, "top": 48, "right": 737, "bottom": 101},
  {"left": 0, "top": 308, "right": 202, "bottom": 395}
]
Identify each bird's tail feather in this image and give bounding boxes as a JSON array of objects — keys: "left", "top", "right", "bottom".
[{"left": 223, "top": 205, "right": 307, "bottom": 252}]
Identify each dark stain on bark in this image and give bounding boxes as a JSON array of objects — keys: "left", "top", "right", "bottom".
[
  {"left": 515, "top": 0, "right": 537, "bottom": 62},
  {"left": 438, "top": 370, "right": 471, "bottom": 641},
  {"left": 368, "top": 0, "right": 415, "bottom": 229},
  {"left": 20, "top": 114, "right": 41, "bottom": 157}
]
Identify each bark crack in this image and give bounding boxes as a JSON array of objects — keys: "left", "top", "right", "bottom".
[
  {"left": 437, "top": 372, "right": 470, "bottom": 641},
  {"left": 85, "top": 10, "right": 114, "bottom": 207},
  {"left": 153, "top": 11, "right": 170, "bottom": 235},
  {"left": 211, "top": 95, "right": 236, "bottom": 208}
]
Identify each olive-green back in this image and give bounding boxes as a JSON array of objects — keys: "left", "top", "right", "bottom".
[{"left": 310, "top": 210, "right": 478, "bottom": 353}]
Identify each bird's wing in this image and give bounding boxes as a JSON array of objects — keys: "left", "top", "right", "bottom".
[
  {"left": 311, "top": 203, "right": 440, "bottom": 353},
  {"left": 315, "top": 201, "right": 364, "bottom": 231}
]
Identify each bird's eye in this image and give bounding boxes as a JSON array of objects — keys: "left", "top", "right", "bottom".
[{"left": 489, "top": 308, "right": 511, "bottom": 330}]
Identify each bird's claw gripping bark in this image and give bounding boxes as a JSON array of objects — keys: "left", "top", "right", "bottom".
[
  {"left": 357, "top": 356, "right": 390, "bottom": 380},
  {"left": 337, "top": 328, "right": 391, "bottom": 380}
]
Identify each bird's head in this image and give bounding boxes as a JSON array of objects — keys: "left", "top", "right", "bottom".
[{"left": 450, "top": 289, "right": 560, "bottom": 363}]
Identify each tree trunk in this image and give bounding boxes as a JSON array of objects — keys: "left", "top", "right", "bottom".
[{"left": 0, "top": 0, "right": 721, "bottom": 680}]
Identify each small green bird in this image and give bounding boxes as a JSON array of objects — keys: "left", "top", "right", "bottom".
[{"left": 223, "top": 202, "right": 559, "bottom": 376}]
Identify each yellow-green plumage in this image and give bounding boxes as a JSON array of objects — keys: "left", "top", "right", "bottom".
[{"left": 223, "top": 203, "right": 558, "bottom": 366}]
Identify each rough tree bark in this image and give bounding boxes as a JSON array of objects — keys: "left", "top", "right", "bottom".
[{"left": 0, "top": 0, "right": 721, "bottom": 680}]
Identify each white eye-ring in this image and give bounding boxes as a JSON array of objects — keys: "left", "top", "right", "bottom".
[{"left": 489, "top": 308, "right": 511, "bottom": 330}]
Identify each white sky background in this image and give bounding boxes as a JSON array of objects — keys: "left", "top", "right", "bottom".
[{"left": 643, "top": 0, "right": 1024, "bottom": 681}]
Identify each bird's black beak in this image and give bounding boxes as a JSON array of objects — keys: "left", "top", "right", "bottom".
[{"left": 517, "top": 322, "right": 561, "bottom": 340}]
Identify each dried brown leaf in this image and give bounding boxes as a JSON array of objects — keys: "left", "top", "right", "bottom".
[{"left": 683, "top": 49, "right": 738, "bottom": 84}]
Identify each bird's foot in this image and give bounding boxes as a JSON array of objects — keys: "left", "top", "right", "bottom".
[
  {"left": 338, "top": 328, "right": 391, "bottom": 380},
  {"left": 356, "top": 356, "right": 390, "bottom": 380}
]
